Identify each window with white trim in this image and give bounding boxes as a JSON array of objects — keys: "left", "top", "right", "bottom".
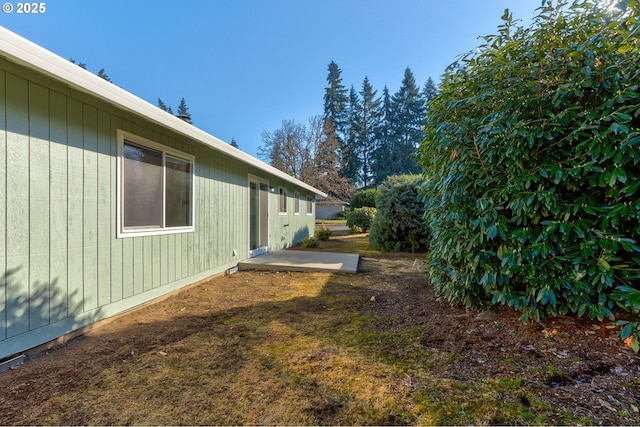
[
  {"left": 118, "top": 131, "right": 194, "bottom": 237},
  {"left": 294, "top": 192, "right": 300, "bottom": 214},
  {"left": 306, "top": 195, "right": 314, "bottom": 215},
  {"left": 279, "top": 187, "right": 288, "bottom": 214}
]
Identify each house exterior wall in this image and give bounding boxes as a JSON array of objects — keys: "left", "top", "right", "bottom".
[
  {"left": 316, "top": 203, "right": 348, "bottom": 220},
  {"left": 0, "top": 58, "right": 317, "bottom": 359}
]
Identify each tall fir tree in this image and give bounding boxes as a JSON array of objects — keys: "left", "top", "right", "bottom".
[
  {"left": 343, "top": 86, "right": 362, "bottom": 184},
  {"left": 323, "top": 61, "right": 349, "bottom": 137},
  {"left": 388, "top": 67, "right": 425, "bottom": 175},
  {"left": 372, "top": 85, "right": 395, "bottom": 185},
  {"left": 353, "top": 77, "right": 382, "bottom": 187},
  {"left": 157, "top": 98, "right": 174, "bottom": 114},
  {"left": 423, "top": 76, "right": 438, "bottom": 103},
  {"left": 322, "top": 61, "right": 351, "bottom": 179},
  {"left": 177, "top": 98, "right": 192, "bottom": 123},
  {"left": 319, "top": 63, "right": 431, "bottom": 188}
]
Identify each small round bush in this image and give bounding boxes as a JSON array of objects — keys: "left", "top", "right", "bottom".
[
  {"left": 369, "top": 175, "right": 430, "bottom": 252},
  {"left": 315, "top": 226, "right": 332, "bottom": 241},
  {"left": 301, "top": 236, "right": 320, "bottom": 248},
  {"left": 346, "top": 207, "right": 376, "bottom": 233}
]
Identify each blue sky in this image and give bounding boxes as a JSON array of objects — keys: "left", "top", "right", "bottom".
[{"left": 1, "top": 0, "right": 541, "bottom": 157}]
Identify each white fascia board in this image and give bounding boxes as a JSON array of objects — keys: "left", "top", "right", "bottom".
[{"left": 0, "top": 26, "right": 327, "bottom": 198}]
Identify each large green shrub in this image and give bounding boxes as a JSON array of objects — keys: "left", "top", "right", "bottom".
[
  {"left": 350, "top": 188, "right": 379, "bottom": 209},
  {"left": 346, "top": 207, "right": 376, "bottom": 232},
  {"left": 369, "top": 175, "right": 430, "bottom": 252},
  {"left": 419, "top": 1, "right": 640, "bottom": 348}
]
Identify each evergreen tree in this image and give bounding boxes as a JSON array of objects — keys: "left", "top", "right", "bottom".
[
  {"left": 157, "top": 98, "right": 174, "bottom": 115},
  {"left": 323, "top": 61, "right": 349, "bottom": 138},
  {"left": 69, "top": 59, "right": 112, "bottom": 82},
  {"left": 353, "top": 76, "right": 382, "bottom": 187},
  {"left": 69, "top": 58, "right": 87, "bottom": 69},
  {"left": 230, "top": 137, "right": 239, "bottom": 149},
  {"left": 372, "top": 85, "right": 395, "bottom": 185},
  {"left": 177, "top": 98, "right": 192, "bottom": 123},
  {"left": 423, "top": 76, "right": 438, "bottom": 103},
  {"left": 97, "top": 68, "right": 111, "bottom": 82},
  {"left": 323, "top": 61, "right": 351, "bottom": 179},
  {"left": 388, "top": 67, "right": 425, "bottom": 175},
  {"left": 342, "top": 86, "right": 361, "bottom": 184}
]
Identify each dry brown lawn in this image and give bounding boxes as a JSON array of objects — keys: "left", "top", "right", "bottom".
[{"left": 1, "top": 234, "right": 639, "bottom": 425}]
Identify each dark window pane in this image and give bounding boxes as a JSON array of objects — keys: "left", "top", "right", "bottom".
[{"left": 279, "top": 188, "right": 287, "bottom": 213}]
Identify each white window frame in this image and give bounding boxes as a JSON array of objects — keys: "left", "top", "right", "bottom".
[
  {"left": 306, "top": 195, "right": 314, "bottom": 215},
  {"left": 294, "top": 191, "right": 300, "bottom": 215},
  {"left": 278, "top": 186, "right": 288, "bottom": 215},
  {"left": 116, "top": 130, "right": 195, "bottom": 238}
]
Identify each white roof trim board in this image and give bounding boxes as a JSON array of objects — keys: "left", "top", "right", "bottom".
[{"left": 0, "top": 26, "right": 327, "bottom": 198}]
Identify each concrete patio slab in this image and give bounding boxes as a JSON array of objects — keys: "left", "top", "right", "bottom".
[{"left": 238, "top": 250, "right": 359, "bottom": 274}]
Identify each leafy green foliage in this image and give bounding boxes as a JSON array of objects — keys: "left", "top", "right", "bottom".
[
  {"left": 419, "top": 1, "right": 640, "bottom": 334},
  {"left": 346, "top": 207, "right": 376, "bottom": 232},
  {"left": 301, "top": 236, "right": 320, "bottom": 248},
  {"left": 350, "top": 188, "right": 379, "bottom": 209},
  {"left": 314, "top": 225, "right": 332, "bottom": 241},
  {"left": 613, "top": 285, "right": 640, "bottom": 351},
  {"left": 369, "top": 175, "right": 430, "bottom": 252},
  {"left": 332, "top": 210, "right": 349, "bottom": 220}
]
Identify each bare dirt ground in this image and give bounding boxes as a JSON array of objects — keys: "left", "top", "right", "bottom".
[{"left": 0, "top": 234, "right": 639, "bottom": 425}]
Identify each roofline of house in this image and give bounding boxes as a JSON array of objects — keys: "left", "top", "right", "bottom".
[{"left": 0, "top": 26, "right": 327, "bottom": 198}]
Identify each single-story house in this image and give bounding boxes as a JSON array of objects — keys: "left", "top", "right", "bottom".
[
  {"left": 0, "top": 26, "right": 326, "bottom": 360},
  {"left": 316, "top": 198, "right": 350, "bottom": 220}
]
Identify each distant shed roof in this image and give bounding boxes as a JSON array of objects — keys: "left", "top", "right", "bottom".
[{"left": 0, "top": 26, "right": 327, "bottom": 198}]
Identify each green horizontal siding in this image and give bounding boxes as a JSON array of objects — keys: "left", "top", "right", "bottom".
[{"left": 0, "top": 58, "right": 316, "bottom": 360}]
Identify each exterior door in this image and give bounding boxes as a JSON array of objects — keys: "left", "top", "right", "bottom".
[{"left": 249, "top": 178, "right": 269, "bottom": 257}]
